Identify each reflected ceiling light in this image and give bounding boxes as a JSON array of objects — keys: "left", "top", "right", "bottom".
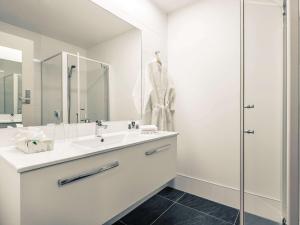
[{"left": 0, "top": 46, "right": 22, "bottom": 62}]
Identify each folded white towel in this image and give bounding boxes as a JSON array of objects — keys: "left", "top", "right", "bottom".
[
  {"left": 14, "top": 127, "right": 54, "bottom": 154},
  {"left": 16, "top": 139, "right": 54, "bottom": 154},
  {"left": 140, "top": 125, "right": 158, "bottom": 131},
  {"left": 140, "top": 125, "right": 158, "bottom": 134}
]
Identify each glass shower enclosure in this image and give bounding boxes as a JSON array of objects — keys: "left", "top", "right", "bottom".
[
  {"left": 41, "top": 52, "right": 109, "bottom": 125},
  {"left": 240, "top": 0, "right": 287, "bottom": 224}
]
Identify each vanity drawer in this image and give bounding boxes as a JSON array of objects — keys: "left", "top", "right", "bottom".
[
  {"left": 19, "top": 136, "right": 177, "bottom": 225},
  {"left": 20, "top": 150, "right": 125, "bottom": 225},
  {"left": 139, "top": 137, "right": 177, "bottom": 194}
]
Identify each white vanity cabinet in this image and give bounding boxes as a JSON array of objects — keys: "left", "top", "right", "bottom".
[{"left": 0, "top": 135, "right": 177, "bottom": 225}]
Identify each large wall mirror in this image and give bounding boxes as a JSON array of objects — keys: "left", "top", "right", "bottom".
[{"left": 0, "top": 0, "right": 142, "bottom": 128}]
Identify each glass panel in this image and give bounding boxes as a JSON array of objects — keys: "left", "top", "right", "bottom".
[
  {"left": 243, "top": 1, "right": 284, "bottom": 224},
  {"left": 79, "top": 58, "right": 109, "bottom": 122},
  {"left": 41, "top": 54, "right": 62, "bottom": 125},
  {"left": 3, "top": 75, "right": 14, "bottom": 113},
  {"left": 66, "top": 54, "right": 78, "bottom": 124}
]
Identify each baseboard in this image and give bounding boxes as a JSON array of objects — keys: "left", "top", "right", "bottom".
[{"left": 171, "top": 173, "right": 282, "bottom": 222}]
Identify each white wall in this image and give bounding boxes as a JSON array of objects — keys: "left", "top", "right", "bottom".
[
  {"left": 87, "top": 29, "right": 142, "bottom": 121},
  {"left": 168, "top": 0, "right": 283, "bottom": 221},
  {"left": 168, "top": 0, "right": 240, "bottom": 191}
]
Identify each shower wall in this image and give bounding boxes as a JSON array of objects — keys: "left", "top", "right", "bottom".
[{"left": 168, "top": 0, "right": 283, "bottom": 221}]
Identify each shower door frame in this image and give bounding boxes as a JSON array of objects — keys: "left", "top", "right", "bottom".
[
  {"left": 287, "top": 0, "right": 300, "bottom": 225},
  {"left": 240, "top": 0, "right": 245, "bottom": 224}
]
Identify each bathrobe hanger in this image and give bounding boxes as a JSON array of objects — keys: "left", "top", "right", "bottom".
[{"left": 155, "top": 51, "right": 162, "bottom": 66}]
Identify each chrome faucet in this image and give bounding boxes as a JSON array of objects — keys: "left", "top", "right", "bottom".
[
  {"left": 95, "top": 120, "right": 108, "bottom": 142},
  {"left": 128, "top": 120, "right": 139, "bottom": 130}
]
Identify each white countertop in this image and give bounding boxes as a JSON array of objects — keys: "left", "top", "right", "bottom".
[{"left": 0, "top": 131, "right": 178, "bottom": 173}]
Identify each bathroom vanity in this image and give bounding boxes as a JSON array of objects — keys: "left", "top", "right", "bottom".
[{"left": 0, "top": 131, "right": 177, "bottom": 225}]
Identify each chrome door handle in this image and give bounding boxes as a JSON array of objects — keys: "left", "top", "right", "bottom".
[
  {"left": 57, "top": 161, "right": 119, "bottom": 187},
  {"left": 145, "top": 145, "right": 171, "bottom": 156},
  {"left": 244, "top": 105, "right": 254, "bottom": 109},
  {"left": 244, "top": 130, "right": 255, "bottom": 134}
]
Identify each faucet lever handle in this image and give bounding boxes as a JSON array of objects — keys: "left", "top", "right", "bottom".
[{"left": 96, "top": 120, "right": 103, "bottom": 126}]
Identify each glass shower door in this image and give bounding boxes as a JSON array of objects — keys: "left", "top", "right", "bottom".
[
  {"left": 241, "top": 0, "right": 286, "bottom": 224},
  {"left": 79, "top": 57, "right": 109, "bottom": 123},
  {"left": 41, "top": 53, "right": 63, "bottom": 125}
]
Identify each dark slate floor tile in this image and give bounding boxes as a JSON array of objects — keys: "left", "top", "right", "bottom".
[
  {"left": 157, "top": 187, "right": 185, "bottom": 202},
  {"left": 112, "top": 221, "right": 126, "bottom": 225},
  {"left": 121, "top": 195, "right": 173, "bottom": 225},
  {"left": 152, "top": 203, "right": 228, "bottom": 225},
  {"left": 178, "top": 193, "right": 238, "bottom": 224},
  {"left": 234, "top": 213, "right": 280, "bottom": 225}
]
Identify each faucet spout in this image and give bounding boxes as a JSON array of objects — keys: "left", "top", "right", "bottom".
[{"left": 95, "top": 120, "right": 109, "bottom": 140}]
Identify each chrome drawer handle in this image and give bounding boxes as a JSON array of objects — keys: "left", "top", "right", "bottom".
[
  {"left": 145, "top": 145, "right": 171, "bottom": 156},
  {"left": 58, "top": 161, "right": 119, "bottom": 187}
]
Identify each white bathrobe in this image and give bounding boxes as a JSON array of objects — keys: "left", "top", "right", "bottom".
[{"left": 143, "top": 61, "right": 175, "bottom": 131}]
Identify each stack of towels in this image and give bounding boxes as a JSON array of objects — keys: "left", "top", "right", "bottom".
[
  {"left": 14, "top": 127, "right": 54, "bottom": 154},
  {"left": 140, "top": 125, "right": 158, "bottom": 134}
]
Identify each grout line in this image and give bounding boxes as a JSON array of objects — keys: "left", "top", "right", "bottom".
[
  {"left": 156, "top": 194, "right": 233, "bottom": 225},
  {"left": 156, "top": 191, "right": 185, "bottom": 202},
  {"left": 176, "top": 193, "right": 186, "bottom": 201},
  {"left": 177, "top": 192, "right": 186, "bottom": 202},
  {"left": 156, "top": 193, "right": 181, "bottom": 204},
  {"left": 233, "top": 211, "right": 240, "bottom": 225},
  {"left": 150, "top": 193, "right": 186, "bottom": 225},
  {"left": 119, "top": 220, "right": 127, "bottom": 225},
  {"left": 150, "top": 201, "right": 176, "bottom": 225},
  {"left": 119, "top": 189, "right": 236, "bottom": 225},
  {"left": 174, "top": 202, "right": 233, "bottom": 225}
]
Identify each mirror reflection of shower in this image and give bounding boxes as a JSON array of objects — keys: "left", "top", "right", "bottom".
[
  {"left": 41, "top": 51, "right": 110, "bottom": 125},
  {"left": 67, "top": 65, "right": 76, "bottom": 123}
]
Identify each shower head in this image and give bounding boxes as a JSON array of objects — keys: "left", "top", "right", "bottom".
[{"left": 68, "top": 65, "right": 76, "bottom": 78}]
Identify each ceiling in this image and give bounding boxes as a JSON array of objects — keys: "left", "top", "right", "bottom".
[
  {"left": 151, "top": 0, "right": 200, "bottom": 13},
  {"left": 0, "top": 0, "right": 135, "bottom": 48}
]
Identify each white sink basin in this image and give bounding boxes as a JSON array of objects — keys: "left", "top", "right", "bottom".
[{"left": 72, "top": 132, "right": 143, "bottom": 150}]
